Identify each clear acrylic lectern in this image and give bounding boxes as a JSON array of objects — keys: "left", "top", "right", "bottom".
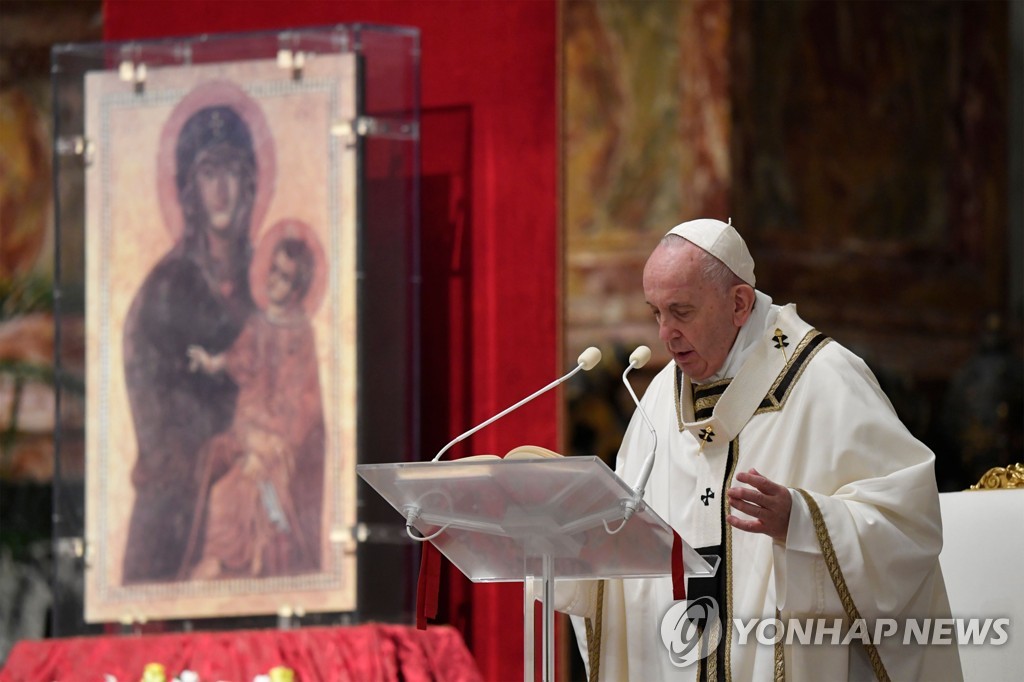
[{"left": 358, "top": 456, "right": 714, "bottom": 681}]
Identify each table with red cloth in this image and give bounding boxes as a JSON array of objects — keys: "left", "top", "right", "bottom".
[{"left": 1, "top": 624, "right": 482, "bottom": 682}]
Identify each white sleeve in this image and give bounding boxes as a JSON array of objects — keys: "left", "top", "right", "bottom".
[{"left": 772, "top": 488, "right": 841, "bottom": 614}]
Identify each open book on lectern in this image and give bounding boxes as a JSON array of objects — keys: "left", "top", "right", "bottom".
[
  {"left": 358, "top": 452, "right": 713, "bottom": 584},
  {"left": 356, "top": 345, "right": 717, "bottom": 587}
]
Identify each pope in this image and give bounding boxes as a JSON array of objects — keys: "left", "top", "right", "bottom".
[{"left": 560, "top": 219, "right": 962, "bottom": 681}]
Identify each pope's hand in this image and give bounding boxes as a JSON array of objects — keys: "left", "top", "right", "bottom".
[{"left": 726, "top": 468, "right": 791, "bottom": 542}]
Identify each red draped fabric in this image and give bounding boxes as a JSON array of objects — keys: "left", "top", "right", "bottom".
[
  {"left": 102, "top": 3, "right": 559, "bottom": 680},
  {"left": 1, "top": 624, "right": 482, "bottom": 682}
]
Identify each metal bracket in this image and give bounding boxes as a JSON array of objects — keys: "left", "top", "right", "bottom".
[
  {"left": 118, "top": 60, "right": 147, "bottom": 94},
  {"left": 55, "top": 135, "right": 94, "bottom": 166},
  {"left": 330, "top": 116, "right": 419, "bottom": 142},
  {"left": 276, "top": 48, "right": 306, "bottom": 81},
  {"left": 335, "top": 522, "right": 416, "bottom": 546}
]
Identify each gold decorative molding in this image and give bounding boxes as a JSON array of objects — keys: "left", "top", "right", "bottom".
[{"left": 969, "top": 463, "right": 1024, "bottom": 490}]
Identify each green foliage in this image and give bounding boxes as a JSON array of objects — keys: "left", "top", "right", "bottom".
[{"left": 0, "top": 273, "right": 53, "bottom": 321}]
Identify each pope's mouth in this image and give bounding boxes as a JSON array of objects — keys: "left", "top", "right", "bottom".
[{"left": 673, "top": 350, "right": 695, "bottom": 363}]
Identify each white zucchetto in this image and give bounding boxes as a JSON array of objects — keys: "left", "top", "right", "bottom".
[{"left": 665, "top": 218, "right": 756, "bottom": 287}]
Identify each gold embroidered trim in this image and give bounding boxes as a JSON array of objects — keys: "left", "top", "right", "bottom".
[
  {"left": 696, "top": 377, "right": 731, "bottom": 395},
  {"left": 707, "top": 616, "right": 722, "bottom": 682},
  {"left": 723, "top": 439, "right": 740, "bottom": 681},
  {"left": 584, "top": 580, "right": 605, "bottom": 681},
  {"left": 674, "top": 330, "right": 831, "bottom": 433},
  {"left": 773, "top": 608, "right": 785, "bottom": 681},
  {"left": 694, "top": 392, "right": 722, "bottom": 416},
  {"left": 795, "top": 489, "right": 891, "bottom": 682},
  {"left": 693, "top": 441, "right": 739, "bottom": 682},
  {"left": 675, "top": 374, "right": 730, "bottom": 432},
  {"left": 674, "top": 368, "right": 685, "bottom": 432},
  {"left": 753, "top": 332, "right": 831, "bottom": 416}
]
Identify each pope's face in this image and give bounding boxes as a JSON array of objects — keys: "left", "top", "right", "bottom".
[
  {"left": 643, "top": 240, "right": 750, "bottom": 382},
  {"left": 194, "top": 147, "right": 242, "bottom": 234}
]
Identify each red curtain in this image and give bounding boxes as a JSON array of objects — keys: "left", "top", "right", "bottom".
[
  {"left": 1, "top": 624, "right": 482, "bottom": 682},
  {"left": 102, "top": 2, "right": 559, "bottom": 680}
]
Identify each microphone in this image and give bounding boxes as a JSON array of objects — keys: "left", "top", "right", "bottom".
[
  {"left": 621, "top": 345, "right": 657, "bottom": 521},
  {"left": 431, "top": 346, "right": 602, "bottom": 462},
  {"left": 628, "top": 345, "right": 651, "bottom": 369}
]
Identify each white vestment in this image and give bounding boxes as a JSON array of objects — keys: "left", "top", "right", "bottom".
[{"left": 561, "top": 300, "right": 962, "bottom": 681}]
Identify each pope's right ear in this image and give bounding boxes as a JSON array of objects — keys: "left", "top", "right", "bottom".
[{"left": 731, "top": 284, "right": 756, "bottom": 327}]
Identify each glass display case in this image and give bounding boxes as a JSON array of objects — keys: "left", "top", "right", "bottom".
[{"left": 51, "top": 23, "right": 420, "bottom": 635}]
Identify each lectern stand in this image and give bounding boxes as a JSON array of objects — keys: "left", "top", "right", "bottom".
[{"left": 358, "top": 456, "right": 714, "bottom": 681}]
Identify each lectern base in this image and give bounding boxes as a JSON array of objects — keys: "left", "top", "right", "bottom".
[
  {"left": 523, "top": 555, "right": 556, "bottom": 682},
  {"left": 687, "top": 554, "right": 722, "bottom": 603}
]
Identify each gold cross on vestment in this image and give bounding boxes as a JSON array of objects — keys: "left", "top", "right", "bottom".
[
  {"left": 698, "top": 426, "right": 715, "bottom": 453},
  {"left": 773, "top": 328, "right": 790, "bottom": 363}
]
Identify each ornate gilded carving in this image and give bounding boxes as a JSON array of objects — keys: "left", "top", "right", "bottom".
[{"left": 969, "top": 463, "right": 1024, "bottom": 490}]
